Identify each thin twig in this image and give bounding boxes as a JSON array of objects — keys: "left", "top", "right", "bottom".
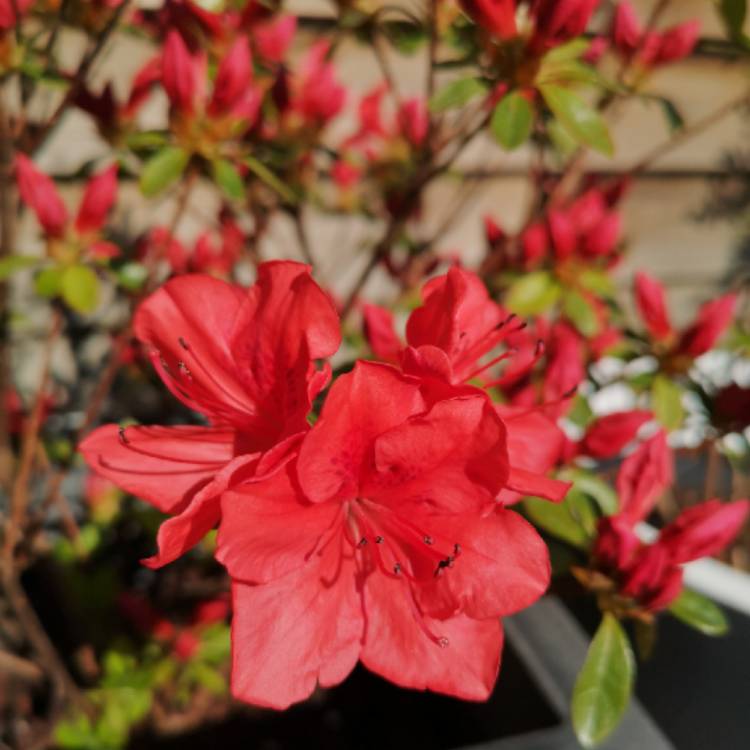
[{"left": 291, "top": 208, "right": 315, "bottom": 267}]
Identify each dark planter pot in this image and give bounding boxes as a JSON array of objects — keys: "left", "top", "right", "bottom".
[{"left": 130, "top": 598, "right": 672, "bottom": 750}]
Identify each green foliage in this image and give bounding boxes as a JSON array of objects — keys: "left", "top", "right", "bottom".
[
  {"left": 429, "top": 77, "right": 488, "bottom": 113},
  {"left": 490, "top": 91, "right": 534, "bottom": 150},
  {"left": 61, "top": 265, "right": 100, "bottom": 313},
  {"left": 652, "top": 375, "right": 685, "bottom": 431},
  {"left": 116, "top": 262, "right": 149, "bottom": 292},
  {"left": 140, "top": 146, "right": 190, "bottom": 197},
  {"left": 563, "top": 288, "right": 600, "bottom": 338},
  {"left": 0, "top": 254, "right": 40, "bottom": 280},
  {"left": 669, "top": 589, "right": 730, "bottom": 636},
  {"left": 505, "top": 270, "right": 561, "bottom": 315},
  {"left": 540, "top": 84, "right": 614, "bottom": 156},
  {"left": 560, "top": 468, "right": 619, "bottom": 516},
  {"left": 572, "top": 614, "right": 635, "bottom": 748},
  {"left": 244, "top": 156, "right": 297, "bottom": 204},
  {"left": 524, "top": 489, "right": 595, "bottom": 549},
  {"left": 211, "top": 158, "right": 245, "bottom": 200}
]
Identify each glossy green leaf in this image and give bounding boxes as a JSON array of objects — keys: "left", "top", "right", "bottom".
[
  {"left": 61, "top": 265, "right": 100, "bottom": 314},
  {"left": 523, "top": 495, "right": 590, "bottom": 548},
  {"left": 140, "top": 146, "right": 190, "bottom": 197},
  {"left": 35, "top": 266, "right": 63, "bottom": 297},
  {"left": 542, "top": 38, "right": 592, "bottom": 64},
  {"left": 0, "top": 255, "right": 40, "bottom": 280},
  {"left": 563, "top": 288, "right": 600, "bottom": 338},
  {"left": 656, "top": 97, "right": 685, "bottom": 132},
  {"left": 211, "top": 158, "right": 245, "bottom": 200},
  {"left": 490, "top": 91, "right": 534, "bottom": 150},
  {"left": 540, "top": 84, "right": 614, "bottom": 156},
  {"left": 429, "top": 77, "right": 488, "bottom": 113},
  {"left": 572, "top": 614, "right": 635, "bottom": 748},
  {"left": 116, "top": 262, "right": 148, "bottom": 292},
  {"left": 652, "top": 374, "right": 684, "bottom": 431},
  {"left": 506, "top": 271, "right": 560, "bottom": 315},
  {"left": 669, "top": 589, "right": 729, "bottom": 636},
  {"left": 579, "top": 268, "right": 616, "bottom": 297}
]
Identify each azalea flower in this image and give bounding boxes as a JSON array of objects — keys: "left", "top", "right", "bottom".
[
  {"left": 80, "top": 261, "right": 340, "bottom": 567},
  {"left": 634, "top": 271, "right": 737, "bottom": 364},
  {"left": 583, "top": 427, "right": 747, "bottom": 613},
  {"left": 612, "top": 2, "right": 700, "bottom": 68},
  {"left": 216, "top": 361, "right": 552, "bottom": 708},
  {"left": 15, "top": 155, "right": 120, "bottom": 260},
  {"left": 162, "top": 30, "right": 261, "bottom": 127},
  {"left": 460, "top": 0, "right": 602, "bottom": 52},
  {"left": 364, "top": 267, "right": 572, "bottom": 502}
]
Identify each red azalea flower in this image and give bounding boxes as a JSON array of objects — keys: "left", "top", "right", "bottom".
[
  {"left": 216, "top": 361, "right": 551, "bottom": 708},
  {"left": 254, "top": 14, "right": 297, "bottom": 63},
  {"left": 80, "top": 261, "right": 340, "bottom": 567},
  {"left": 634, "top": 271, "right": 737, "bottom": 360},
  {"left": 291, "top": 41, "right": 346, "bottom": 125}
]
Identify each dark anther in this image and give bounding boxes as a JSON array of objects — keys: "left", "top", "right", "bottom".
[
  {"left": 393, "top": 563, "right": 401, "bottom": 575},
  {"left": 375, "top": 535, "right": 384, "bottom": 544},
  {"left": 118, "top": 426, "right": 129, "bottom": 445},
  {"left": 434, "top": 557, "right": 454, "bottom": 577},
  {"left": 178, "top": 336, "right": 189, "bottom": 350},
  {"left": 357, "top": 538, "right": 368, "bottom": 548},
  {"left": 423, "top": 535, "right": 434, "bottom": 545}
]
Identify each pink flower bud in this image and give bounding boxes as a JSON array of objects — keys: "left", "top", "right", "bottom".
[
  {"left": 548, "top": 209, "right": 577, "bottom": 260},
  {"left": 655, "top": 20, "right": 700, "bottom": 65},
  {"left": 612, "top": 1, "right": 642, "bottom": 53},
  {"left": 162, "top": 30, "right": 198, "bottom": 114},
  {"left": 398, "top": 97, "right": 429, "bottom": 147},
  {"left": 254, "top": 15, "right": 297, "bottom": 63},
  {"left": 677, "top": 293, "right": 737, "bottom": 358},
  {"left": 459, "top": 0, "right": 517, "bottom": 40},
  {"left": 634, "top": 271, "right": 673, "bottom": 341},
  {"left": 209, "top": 36, "right": 253, "bottom": 117}
]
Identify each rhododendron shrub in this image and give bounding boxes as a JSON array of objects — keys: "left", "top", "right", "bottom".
[{"left": 1, "top": 2, "right": 749, "bottom": 749}]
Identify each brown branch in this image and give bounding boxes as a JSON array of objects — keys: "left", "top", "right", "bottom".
[
  {"left": 0, "top": 91, "right": 16, "bottom": 491},
  {"left": 2, "top": 310, "right": 62, "bottom": 566},
  {"left": 24, "top": 0, "right": 131, "bottom": 153},
  {"left": 291, "top": 207, "right": 315, "bottom": 267}
]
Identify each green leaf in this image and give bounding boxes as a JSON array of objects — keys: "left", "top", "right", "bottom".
[
  {"left": 116, "top": 262, "right": 148, "bottom": 292},
  {"left": 652, "top": 374, "right": 684, "bottom": 431},
  {"left": 669, "top": 589, "right": 729, "bottom": 636},
  {"left": 429, "top": 77, "right": 488, "bottom": 113},
  {"left": 140, "top": 146, "right": 190, "bottom": 197},
  {"left": 0, "top": 254, "right": 40, "bottom": 280},
  {"left": 35, "top": 266, "right": 63, "bottom": 297},
  {"left": 656, "top": 97, "right": 685, "bottom": 132},
  {"left": 563, "top": 288, "right": 600, "bottom": 338},
  {"left": 540, "top": 84, "right": 614, "bottom": 157},
  {"left": 543, "top": 38, "right": 592, "bottom": 64},
  {"left": 572, "top": 614, "right": 635, "bottom": 748},
  {"left": 211, "top": 158, "right": 245, "bottom": 200},
  {"left": 720, "top": 0, "right": 747, "bottom": 38},
  {"left": 578, "top": 268, "right": 616, "bottom": 297},
  {"left": 561, "top": 468, "right": 619, "bottom": 516},
  {"left": 523, "top": 495, "right": 591, "bottom": 548},
  {"left": 381, "top": 20, "right": 427, "bottom": 55},
  {"left": 506, "top": 271, "right": 560, "bottom": 315},
  {"left": 244, "top": 156, "right": 297, "bottom": 204},
  {"left": 490, "top": 91, "right": 534, "bottom": 150},
  {"left": 61, "top": 265, "right": 100, "bottom": 314},
  {"left": 125, "top": 131, "right": 168, "bottom": 150}
]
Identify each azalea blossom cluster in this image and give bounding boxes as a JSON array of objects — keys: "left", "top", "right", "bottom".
[{"left": 82, "top": 262, "right": 570, "bottom": 707}]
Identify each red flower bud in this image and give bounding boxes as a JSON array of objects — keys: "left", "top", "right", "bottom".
[
  {"left": 634, "top": 271, "right": 673, "bottom": 341},
  {"left": 162, "top": 30, "right": 198, "bottom": 114},
  {"left": 659, "top": 499, "right": 750, "bottom": 564},
  {"left": 677, "top": 293, "right": 737, "bottom": 358},
  {"left": 655, "top": 21, "right": 700, "bottom": 65},
  {"left": 15, "top": 154, "right": 68, "bottom": 238},
  {"left": 75, "top": 164, "right": 118, "bottom": 235},
  {"left": 460, "top": 0, "right": 517, "bottom": 40},
  {"left": 254, "top": 14, "right": 297, "bottom": 63},
  {"left": 580, "top": 410, "right": 652, "bottom": 459},
  {"left": 612, "top": 1, "right": 642, "bottom": 53},
  {"left": 548, "top": 209, "right": 577, "bottom": 260},
  {"left": 521, "top": 222, "right": 549, "bottom": 266},
  {"left": 209, "top": 36, "right": 253, "bottom": 117}
]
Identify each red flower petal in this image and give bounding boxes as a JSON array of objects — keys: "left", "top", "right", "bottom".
[
  {"left": 677, "top": 293, "right": 737, "bottom": 358},
  {"left": 230, "top": 551, "right": 363, "bottom": 710},
  {"left": 297, "top": 361, "right": 424, "bottom": 503},
  {"left": 79, "top": 424, "right": 235, "bottom": 513},
  {"left": 209, "top": 36, "right": 253, "bottom": 116},
  {"left": 580, "top": 410, "right": 652, "bottom": 459},
  {"left": 415, "top": 508, "right": 550, "bottom": 620},
  {"left": 362, "top": 303, "right": 402, "bottom": 363},
  {"left": 361, "top": 572, "right": 503, "bottom": 701}
]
